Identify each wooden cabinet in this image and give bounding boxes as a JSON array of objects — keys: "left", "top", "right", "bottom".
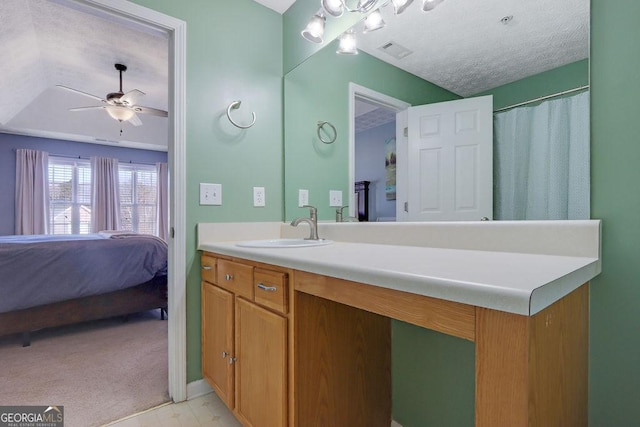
[
  {"left": 201, "top": 282, "right": 234, "bottom": 408},
  {"left": 202, "top": 254, "right": 289, "bottom": 427}
]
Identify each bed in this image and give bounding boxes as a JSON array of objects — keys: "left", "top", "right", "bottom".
[{"left": 0, "top": 232, "right": 168, "bottom": 346}]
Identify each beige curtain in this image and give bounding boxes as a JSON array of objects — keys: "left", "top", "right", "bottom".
[
  {"left": 15, "top": 149, "right": 50, "bottom": 235},
  {"left": 91, "top": 156, "right": 120, "bottom": 232},
  {"left": 156, "top": 162, "right": 169, "bottom": 240}
]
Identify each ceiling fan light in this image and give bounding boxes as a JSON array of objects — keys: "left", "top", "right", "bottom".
[
  {"left": 422, "top": 0, "right": 444, "bottom": 12},
  {"left": 106, "top": 105, "right": 134, "bottom": 122},
  {"left": 301, "top": 13, "right": 326, "bottom": 44},
  {"left": 391, "top": 0, "right": 413, "bottom": 15},
  {"left": 337, "top": 30, "right": 358, "bottom": 55},
  {"left": 363, "top": 9, "right": 386, "bottom": 33},
  {"left": 322, "top": 0, "right": 344, "bottom": 17}
]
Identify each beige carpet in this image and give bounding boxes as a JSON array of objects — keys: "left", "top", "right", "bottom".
[{"left": 0, "top": 310, "right": 169, "bottom": 427}]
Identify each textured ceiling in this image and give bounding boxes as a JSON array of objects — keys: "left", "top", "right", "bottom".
[
  {"left": 353, "top": 0, "right": 589, "bottom": 132},
  {"left": 355, "top": 0, "right": 589, "bottom": 97}
]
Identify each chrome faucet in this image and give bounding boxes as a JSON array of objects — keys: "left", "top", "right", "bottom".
[
  {"left": 335, "top": 205, "right": 349, "bottom": 222},
  {"left": 291, "top": 205, "right": 319, "bottom": 240}
]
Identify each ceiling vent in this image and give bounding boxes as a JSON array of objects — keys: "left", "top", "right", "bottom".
[{"left": 378, "top": 41, "right": 413, "bottom": 60}]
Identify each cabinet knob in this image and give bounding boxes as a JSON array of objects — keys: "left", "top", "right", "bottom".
[
  {"left": 228, "top": 356, "right": 237, "bottom": 365},
  {"left": 221, "top": 351, "right": 228, "bottom": 359},
  {"left": 224, "top": 274, "right": 233, "bottom": 281},
  {"left": 257, "top": 283, "right": 277, "bottom": 292}
]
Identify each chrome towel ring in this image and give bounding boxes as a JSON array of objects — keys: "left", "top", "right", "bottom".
[
  {"left": 317, "top": 120, "right": 337, "bottom": 144},
  {"left": 226, "top": 100, "right": 256, "bottom": 129}
]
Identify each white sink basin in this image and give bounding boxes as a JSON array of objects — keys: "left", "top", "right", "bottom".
[{"left": 236, "top": 238, "right": 333, "bottom": 248}]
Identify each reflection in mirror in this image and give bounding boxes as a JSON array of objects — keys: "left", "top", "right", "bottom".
[{"left": 284, "top": 0, "right": 589, "bottom": 222}]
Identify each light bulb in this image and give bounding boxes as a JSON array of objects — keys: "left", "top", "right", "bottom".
[
  {"left": 363, "top": 9, "right": 385, "bottom": 33},
  {"left": 106, "top": 105, "right": 134, "bottom": 122},
  {"left": 337, "top": 30, "right": 358, "bottom": 55}
]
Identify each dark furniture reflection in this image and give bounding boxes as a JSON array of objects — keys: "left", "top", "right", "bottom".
[{"left": 355, "top": 181, "right": 370, "bottom": 222}]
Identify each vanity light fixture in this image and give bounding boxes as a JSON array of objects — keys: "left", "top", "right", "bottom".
[
  {"left": 302, "top": 0, "right": 435, "bottom": 46},
  {"left": 337, "top": 29, "right": 358, "bottom": 54},
  {"left": 301, "top": 12, "right": 326, "bottom": 44}
]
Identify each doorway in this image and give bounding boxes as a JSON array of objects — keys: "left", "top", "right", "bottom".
[
  {"left": 74, "top": 0, "right": 187, "bottom": 401},
  {"left": 348, "top": 83, "right": 410, "bottom": 222}
]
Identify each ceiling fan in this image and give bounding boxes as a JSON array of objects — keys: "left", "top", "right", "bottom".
[{"left": 57, "top": 63, "right": 168, "bottom": 127}]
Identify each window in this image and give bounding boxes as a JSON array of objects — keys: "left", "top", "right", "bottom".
[
  {"left": 119, "top": 164, "right": 158, "bottom": 235},
  {"left": 48, "top": 157, "right": 159, "bottom": 235},
  {"left": 48, "top": 158, "right": 92, "bottom": 234}
]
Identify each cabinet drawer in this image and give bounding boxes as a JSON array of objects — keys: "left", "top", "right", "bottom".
[
  {"left": 217, "top": 259, "right": 254, "bottom": 300},
  {"left": 201, "top": 255, "right": 217, "bottom": 284},
  {"left": 254, "top": 268, "right": 288, "bottom": 313}
]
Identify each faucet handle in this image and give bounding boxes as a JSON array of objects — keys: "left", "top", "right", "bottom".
[
  {"left": 336, "top": 205, "right": 349, "bottom": 222},
  {"left": 302, "top": 205, "right": 317, "bottom": 219}
]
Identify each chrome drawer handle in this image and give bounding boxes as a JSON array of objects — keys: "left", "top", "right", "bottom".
[
  {"left": 202, "top": 266, "right": 212, "bottom": 270},
  {"left": 224, "top": 274, "right": 233, "bottom": 281},
  {"left": 257, "top": 283, "right": 277, "bottom": 292}
]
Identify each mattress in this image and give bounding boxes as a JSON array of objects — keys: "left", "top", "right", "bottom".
[{"left": 0, "top": 233, "right": 168, "bottom": 313}]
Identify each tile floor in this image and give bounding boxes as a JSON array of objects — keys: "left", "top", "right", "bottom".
[{"left": 105, "top": 392, "right": 242, "bottom": 427}]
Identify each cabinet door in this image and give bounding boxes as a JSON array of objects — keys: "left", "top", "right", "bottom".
[
  {"left": 235, "top": 298, "right": 287, "bottom": 427},
  {"left": 202, "top": 282, "right": 235, "bottom": 409}
]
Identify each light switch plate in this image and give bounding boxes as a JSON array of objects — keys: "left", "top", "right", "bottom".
[
  {"left": 298, "top": 189, "right": 309, "bottom": 207},
  {"left": 253, "top": 186, "right": 266, "bottom": 207},
  {"left": 200, "top": 183, "right": 222, "bottom": 205},
  {"left": 329, "top": 190, "right": 343, "bottom": 207}
]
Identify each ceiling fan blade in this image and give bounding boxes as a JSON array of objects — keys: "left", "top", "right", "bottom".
[
  {"left": 120, "top": 89, "right": 145, "bottom": 106},
  {"left": 133, "top": 105, "right": 168, "bottom": 117},
  {"left": 56, "top": 85, "right": 104, "bottom": 102},
  {"left": 128, "top": 113, "right": 143, "bottom": 127},
  {"left": 69, "top": 105, "right": 106, "bottom": 112}
]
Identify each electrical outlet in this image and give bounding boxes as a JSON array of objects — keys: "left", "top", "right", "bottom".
[
  {"left": 200, "top": 183, "right": 222, "bottom": 205},
  {"left": 298, "top": 189, "right": 309, "bottom": 207},
  {"left": 329, "top": 190, "right": 343, "bottom": 207},
  {"left": 253, "top": 186, "right": 266, "bottom": 207},
  {"left": 390, "top": 421, "right": 404, "bottom": 427}
]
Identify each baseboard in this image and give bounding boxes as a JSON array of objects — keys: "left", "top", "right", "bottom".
[{"left": 186, "top": 379, "right": 213, "bottom": 400}]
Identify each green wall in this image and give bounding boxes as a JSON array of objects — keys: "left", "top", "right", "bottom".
[
  {"left": 590, "top": 0, "right": 640, "bottom": 424},
  {"left": 476, "top": 59, "right": 589, "bottom": 110},
  {"left": 130, "top": 0, "right": 284, "bottom": 383},
  {"left": 284, "top": 41, "right": 458, "bottom": 221}
]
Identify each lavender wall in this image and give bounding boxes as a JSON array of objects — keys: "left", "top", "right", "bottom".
[{"left": 0, "top": 133, "right": 167, "bottom": 236}]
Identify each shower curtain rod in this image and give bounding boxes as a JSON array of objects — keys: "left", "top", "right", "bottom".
[
  {"left": 493, "top": 85, "right": 590, "bottom": 113},
  {"left": 11, "top": 149, "right": 159, "bottom": 166}
]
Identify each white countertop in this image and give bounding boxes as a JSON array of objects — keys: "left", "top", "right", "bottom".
[{"left": 197, "top": 221, "right": 601, "bottom": 316}]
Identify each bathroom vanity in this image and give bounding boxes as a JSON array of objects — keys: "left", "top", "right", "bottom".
[{"left": 198, "top": 221, "right": 601, "bottom": 427}]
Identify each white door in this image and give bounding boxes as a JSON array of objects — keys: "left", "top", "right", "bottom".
[{"left": 398, "top": 95, "right": 493, "bottom": 221}]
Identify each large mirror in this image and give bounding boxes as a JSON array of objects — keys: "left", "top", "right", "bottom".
[{"left": 284, "top": 0, "right": 589, "bottom": 222}]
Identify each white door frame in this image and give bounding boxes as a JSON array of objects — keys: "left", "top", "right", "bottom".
[
  {"left": 79, "top": 0, "right": 187, "bottom": 402},
  {"left": 348, "top": 83, "right": 410, "bottom": 219}
]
